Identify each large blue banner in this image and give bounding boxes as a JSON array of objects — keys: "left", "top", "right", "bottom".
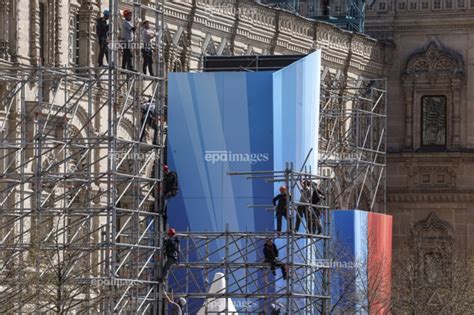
[{"left": 168, "top": 71, "right": 274, "bottom": 233}]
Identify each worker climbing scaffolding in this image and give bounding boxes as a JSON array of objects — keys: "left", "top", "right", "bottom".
[{"left": 273, "top": 185, "right": 291, "bottom": 233}]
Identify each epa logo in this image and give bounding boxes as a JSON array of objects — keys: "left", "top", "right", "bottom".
[{"left": 204, "top": 150, "right": 270, "bottom": 164}]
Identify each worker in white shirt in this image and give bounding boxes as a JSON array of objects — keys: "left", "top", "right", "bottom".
[
  {"left": 121, "top": 9, "right": 135, "bottom": 71},
  {"left": 142, "top": 20, "right": 155, "bottom": 76}
]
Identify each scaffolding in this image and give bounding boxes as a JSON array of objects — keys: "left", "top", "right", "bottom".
[
  {"left": 168, "top": 166, "right": 332, "bottom": 314},
  {"left": 0, "top": 0, "right": 166, "bottom": 313},
  {"left": 319, "top": 76, "right": 387, "bottom": 213},
  {"left": 0, "top": 0, "right": 386, "bottom": 312}
]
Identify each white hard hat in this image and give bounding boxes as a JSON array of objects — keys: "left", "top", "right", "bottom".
[{"left": 178, "top": 297, "right": 186, "bottom": 306}]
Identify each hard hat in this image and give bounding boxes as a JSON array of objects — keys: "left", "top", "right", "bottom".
[
  {"left": 103, "top": 9, "right": 110, "bottom": 17},
  {"left": 279, "top": 186, "right": 287, "bottom": 193},
  {"left": 163, "top": 164, "right": 169, "bottom": 173},
  {"left": 167, "top": 228, "right": 176, "bottom": 237},
  {"left": 123, "top": 9, "right": 132, "bottom": 16},
  {"left": 178, "top": 297, "right": 186, "bottom": 306}
]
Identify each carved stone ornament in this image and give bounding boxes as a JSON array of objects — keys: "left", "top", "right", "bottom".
[
  {"left": 405, "top": 41, "right": 464, "bottom": 82},
  {"left": 414, "top": 211, "right": 454, "bottom": 239}
]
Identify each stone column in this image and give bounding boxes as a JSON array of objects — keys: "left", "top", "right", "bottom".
[
  {"left": 29, "top": 0, "right": 41, "bottom": 65},
  {"left": 403, "top": 77, "right": 414, "bottom": 149},
  {"left": 78, "top": 1, "right": 99, "bottom": 68},
  {"left": 0, "top": 0, "right": 10, "bottom": 60},
  {"left": 451, "top": 77, "right": 463, "bottom": 148}
]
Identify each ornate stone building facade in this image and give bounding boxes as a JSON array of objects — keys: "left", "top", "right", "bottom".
[
  {"left": 3, "top": 0, "right": 472, "bottom": 309},
  {"left": 366, "top": 0, "right": 474, "bottom": 265},
  {"left": 0, "top": 0, "right": 387, "bottom": 72}
]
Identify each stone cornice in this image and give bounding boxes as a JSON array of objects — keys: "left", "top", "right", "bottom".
[
  {"left": 387, "top": 188, "right": 474, "bottom": 202},
  {"left": 164, "top": 1, "right": 386, "bottom": 74},
  {"left": 387, "top": 152, "right": 474, "bottom": 163},
  {"left": 367, "top": 23, "right": 474, "bottom": 32}
]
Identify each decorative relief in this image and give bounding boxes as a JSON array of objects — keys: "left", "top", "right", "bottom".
[
  {"left": 415, "top": 211, "right": 454, "bottom": 239},
  {"left": 421, "top": 96, "right": 446, "bottom": 146},
  {"left": 406, "top": 41, "right": 463, "bottom": 80},
  {"left": 387, "top": 188, "right": 474, "bottom": 202},
  {"left": 411, "top": 166, "right": 456, "bottom": 187}
]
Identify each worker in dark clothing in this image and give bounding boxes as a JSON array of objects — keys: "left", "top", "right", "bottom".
[
  {"left": 163, "top": 164, "right": 179, "bottom": 199},
  {"left": 272, "top": 186, "right": 291, "bottom": 233},
  {"left": 161, "top": 228, "right": 179, "bottom": 281},
  {"left": 139, "top": 99, "right": 157, "bottom": 142},
  {"left": 96, "top": 10, "right": 109, "bottom": 67},
  {"left": 263, "top": 239, "right": 287, "bottom": 280},
  {"left": 162, "top": 164, "right": 179, "bottom": 225},
  {"left": 295, "top": 180, "right": 312, "bottom": 232},
  {"left": 310, "top": 182, "right": 325, "bottom": 234}
]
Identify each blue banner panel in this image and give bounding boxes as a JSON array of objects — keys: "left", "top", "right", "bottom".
[
  {"left": 168, "top": 72, "right": 274, "bottom": 233},
  {"left": 273, "top": 51, "right": 321, "bottom": 176},
  {"left": 331, "top": 210, "right": 369, "bottom": 313}
]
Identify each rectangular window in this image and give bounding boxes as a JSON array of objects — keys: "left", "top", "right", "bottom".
[
  {"left": 446, "top": 0, "right": 453, "bottom": 8},
  {"left": 410, "top": 1, "right": 417, "bottom": 9},
  {"left": 458, "top": 0, "right": 465, "bottom": 7},
  {"left": 379, "top": 2, "right": 386, "bottom": 10},
  {"left": 433, "top": 0, "right": 441, "bottom": 9},
  {"left": 422, "top": 1, "right": 429, "bottom": 8},
  {"left": 399, "top": 2, "right": 407, "bottom": 9},
  {"left": 421, "top": 96, "right": 446, "bottom": 147}
]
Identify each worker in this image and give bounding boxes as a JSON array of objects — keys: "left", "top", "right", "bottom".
[
  {"left": 272, "top": 186, "right": 291, "bottom": 233},
  {"left": 142, "top": 20, "right": 155, "bottom": 76},
  {"left": 139, "top": 99, "right": 157, "bottom": 142},
  {"left": 295, "top": 180, "right": 312, "bottom": 232},
  {"left": 163, "top": 165, "right": 179, "bottom": 200},
  {"left": 161, "top": 228, "right": 180, "bottom": 281},
  {"left": 96, "top": 10, "right": 109, "bottom": 67},
  {"left": 270, "top": 302, "right": 284, "bottom": 314},
  {"left": 162, "top": 164, "right": 179, "bottom": 225},
  {"left": 164, "top": 291, "right": 186, "bottom": 315},
  {"left": 310, "top": 181, "right": 325, "bottom": 234},
  {"left": 121, "top": 9, "right": 135, "bottom": 71},
  {"left": 263, "top": 239, "right": 287, "bottom": 280}
]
